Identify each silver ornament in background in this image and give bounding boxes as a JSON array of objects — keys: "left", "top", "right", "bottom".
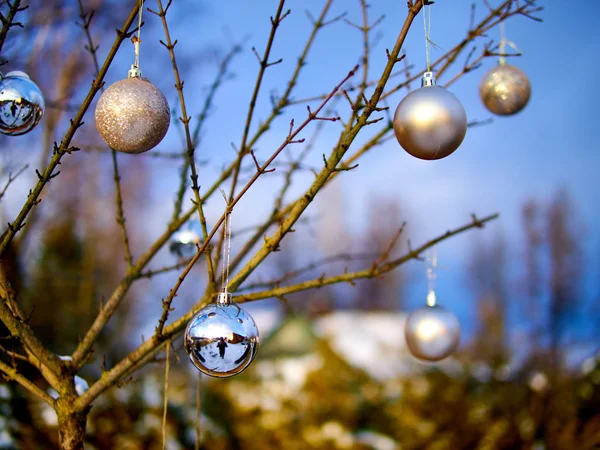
[
  {"left": 169, "top": 223, "right": 202, "bottom": 259},
  {"left": 57, "top": 356, "right": 89, "bottom": 396},
  {"left": 185, "top": 292, "right": 259, "bottom": 378},
  {"left": 405, "top": 302, "right": 461, "bottom": 362},
  {"left": 393, "top": 72, "right": 467, "bottom": 160},
  {"left": 95, "top": 71, "right": 170, "bottom": 154},
  {"left": 0, "top": 71, "right": 45, "bottom": 136},
  {"left": 479, "top": 63, "right": 530, "bottom": 116}
]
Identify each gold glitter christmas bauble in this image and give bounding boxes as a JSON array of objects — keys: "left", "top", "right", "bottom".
[
  {"left": 479, "top": 63, "right": 530, "bottom": 116},
  {"left": 95, "top": 76, "right": 170, "bottom": 154},
  {"left": 393, "top": 72, "right": 467, "bottom": 161}
]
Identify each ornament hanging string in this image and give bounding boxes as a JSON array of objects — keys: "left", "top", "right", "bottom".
[
  {"left": 220, "top": 207, "right": 232, "bottom": 295},
  {"left": 134, "top": 0, "right": 143, "bottom": 69},
  {"left": 422, "top": 0, "right": 432, "bottom": 72},
  {"left": 498, "top": 20, "right": 522, "bottom": 66},
  {"left": 426, "top": 247, "right": 437, "bottom": 306},
  {"left": 162, "top": 340, "right": 170, "bottom": 450},
  {"left": 128, "top": 0, "right": 144, "bottom": 78},
  {"left": 195, "top": 374, "right": 202, "bottom": 450}
]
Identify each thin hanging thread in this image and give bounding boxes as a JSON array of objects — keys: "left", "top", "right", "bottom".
[
  {"left": 195, "top": 374, "right": 202, "bottom": 450},
  {"left": 225, "top": 209, "right": 232, "bottom": 290},
  {"left": 134, "top": 0, "right": 143, "bottom": 69},
  {"left": 161, "top": 340, "right": 170, "bottom": 450},
  {"left": 422, "top": 1, "right": 432, "bottom": 72},
  {"left": 426, "top": 247, "right": 437, "bottom": 306},
  {"left": 499, "top": 21, "right": 506, "bottom": 65},
  {"left": 221, "top": 209, "right": 232, "bottom": 294},
  {"left": 498, "top": 20, "right": 522, "bottom": 65}
]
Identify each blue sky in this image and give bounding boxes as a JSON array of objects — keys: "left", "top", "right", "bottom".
[
  {"left": 106, "top": 0, "right": 600, "bottom": 348},
  {"left": 5, "top": 1, "right": 598, "bottom": 353}
]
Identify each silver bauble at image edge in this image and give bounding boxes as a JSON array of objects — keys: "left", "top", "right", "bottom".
[
  {"left": 393, "top": 72, "right": 467, "bottom": 161},
  {"left": 404, "top": 304, "right": 461, "bottom": 362},
  {"left": 94, "top": 76, "right": 170, "bottom": 154},
  {"left": 0, "top": 71, "right": 45, "bottom": 136},
  {"left": 184, "top": 292, "right": 259, "bottom": 378},
  {"left": 479, "top": 63, "right": 531, "bottom": 116}
]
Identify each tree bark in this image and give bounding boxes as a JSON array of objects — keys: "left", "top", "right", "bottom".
[{"left": 57, "top": 408, "right": 88, "bottom": 450}]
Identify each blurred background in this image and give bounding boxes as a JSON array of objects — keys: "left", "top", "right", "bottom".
[{"left": 0, "top": 0, "right": 598, "bottom": 448}]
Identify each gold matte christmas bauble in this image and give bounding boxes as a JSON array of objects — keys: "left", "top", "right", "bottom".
[
  {"left": 393, "top": 72, "right": 467, "bottom": 160},
  {"left": 95, "top": 76, "right": 170, "bottom": 154},
  {"left": 479, "top": 63, "right": 530, "bottom": 116}
]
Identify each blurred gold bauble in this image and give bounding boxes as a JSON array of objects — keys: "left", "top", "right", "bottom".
[
  {"left": 479, "top": 63, "right": 530, "bottom": 116},
  {"left": 95, "top": 76, "right": 170, "bottom": 154},
  {"left": 393, "top": 72, "right": 467, "bottom": 161},
  {"left": 405, "top": 304, "right": 460, "bottom": 362}
]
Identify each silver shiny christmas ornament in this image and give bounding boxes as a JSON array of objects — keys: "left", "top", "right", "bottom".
[
  {"left": 405, "top": 299, "right": 460, "bottom": 362},
  {"left": 185, "top": 292, "right": 259, "bottom": 378},
  {"left": 0, "top": 71, "right": 45, "bottom": 136},
  {"left": 393, "top": 72, "right": 467, "bottom": 160},
  {"left": 169, "top": 225, "right": 202, "bottom": 259},
  {"left": 94, "top": 72, "right": 170, "bottom": 154},
  {"left": 479, "top": 63, "right": 530, "bottom": 116}
]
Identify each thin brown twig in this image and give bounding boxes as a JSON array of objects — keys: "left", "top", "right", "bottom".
[
  {"left": 74, "top": 63, "right": 358, "bottom": 410},
  {"left": 226, "top": 0, "right": 289, "bottom": 206},
  {"left": 195, "top": 374, "right": 202, "bottom": 450},
  {"left": 0, "top": 0, "right": 26, "bottom": 59},
  {"left": 71, "top": 158, "right": 235, "bottom": 369},
  {"left": 235, "top": 214, "right": 499, "bottom": 303},
  {"left": 111, "top": 151, "right": 134, "bottom": 267},
  {"left": 78, "top": 0, "right": 135, "bottom": 267},
  {"left": 0, "top": 359, "right": 53, "bottom": 405},
  {"left": 0, "top": 2, "right": 144, "bottom": 257},
  {"left": 152, "top": 0, "right": 217, "bottom": 306},
  {"left": 75, "top": 211, "right": 497, "bottom": 412},
  {"left": 161, "top": 340, "right": 170, "bottom": 450},
  {"left": 171, "top": 43, "right": 242, "bottom": 222},
  {"left": 214, "top": 0, "right": 291, "bottom": 281},
  {"left": 237, "top": 251, "right": 382, "bottom": 292},
  {"left": 0, "top": 165, "right": 28, "bottom": 201}
]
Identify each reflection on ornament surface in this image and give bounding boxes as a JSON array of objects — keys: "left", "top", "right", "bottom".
[
  {"left": 95, "top": 76, "right": 170, "bottom": 154},
  {"left": 185, "top": 293, "right": 259, "bottom": 378},
  {"left": 393, "top": 73, "right": 467, "bottom": 160},
  {"left": 479, "top": 63, "right": 530, "bottom": 116},
  {"left": 405, "top": 304, "right": 460, "bottom": 362},
  {"left": 0, "top": 71, "right": 45, "bottom": 136}
]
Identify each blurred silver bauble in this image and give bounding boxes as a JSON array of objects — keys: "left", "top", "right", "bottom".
[
  {"left": 95, "top": 75, "right": 170, "bottom": 154},
  {"left": 0, "top": 71, "right": 45, "bottom": 136},
  {"left": 169, "top": 226, "right": 202, "bottom": 259},
  {"left": 393, "top": 72, "right": 467, "bottom": 160},
  {"left": 479, "top": 63, "right": 530, "bottom": 116},
  {"left": 185, "top": 292, "right": 259, "bottom": 378},
  {"left": 405, "top": 304, "right": 460, "bottom": 362},
  {"left": 57, "top": 355, "right": 89, "bottom": 396}
]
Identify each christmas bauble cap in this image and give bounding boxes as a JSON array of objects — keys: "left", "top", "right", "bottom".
[
  {"left": 421, "top": 71, "right": 436, "bottom": 87},
  {"left": 3, "top": 71, "right": 30, "bottom": 80},
  {"left": 128, "top": 64, "right": 143, "bottom": 79},
  {"left": 217, "top": 291, "right": 232, "bottom": 305}
]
